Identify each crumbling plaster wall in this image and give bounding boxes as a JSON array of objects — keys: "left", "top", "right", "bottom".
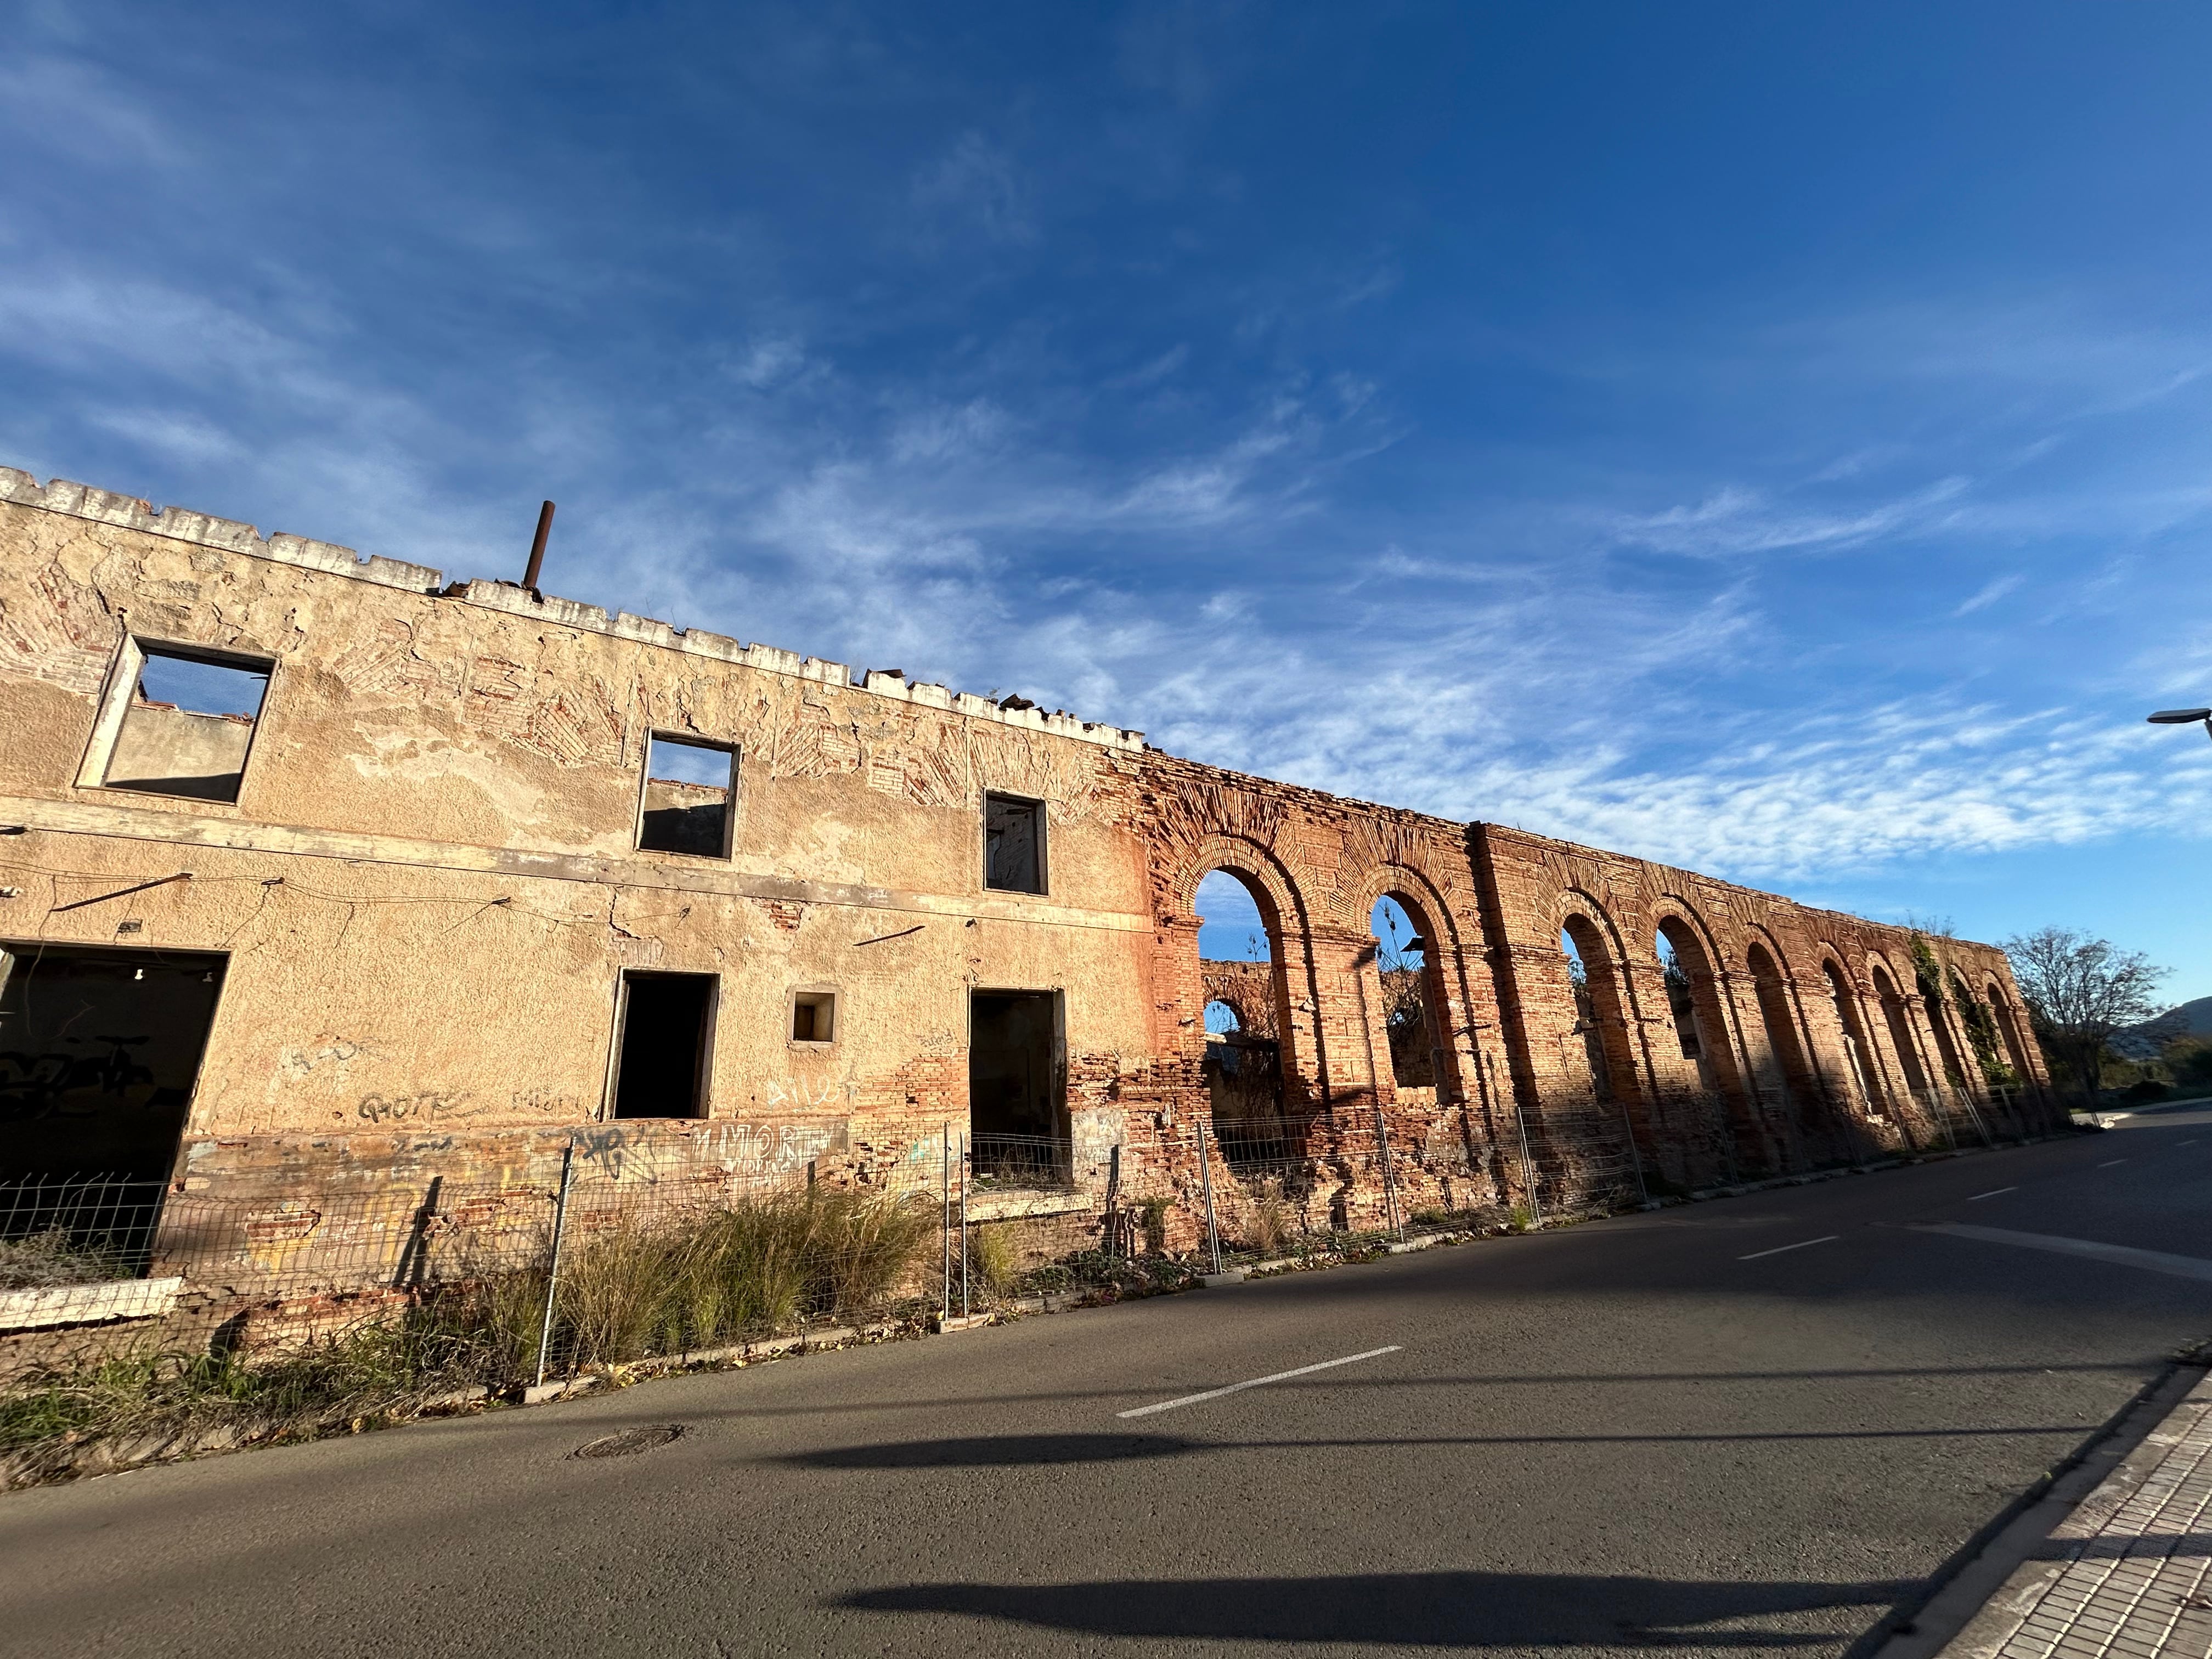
[
  {"left": 0, "top": 467, "right": 2053, "bottom": 1221},
  {"left": 0, "top": 475, "right": 1167, "bottom": 1199}
]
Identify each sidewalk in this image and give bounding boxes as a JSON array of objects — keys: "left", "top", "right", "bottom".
[{"left": 1939, "top": 1370, "right": 2212, "bottom": 1659}]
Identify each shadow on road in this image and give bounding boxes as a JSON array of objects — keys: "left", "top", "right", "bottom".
[
  {"left": 836, "top": 1569, "right": 1908, "bottom": 1646},
  {"left": 778, "top": 1423, "right": 2090, "bottom": 1469},
  {"left": 795, "top": 1432, "right": 1197, "bottom": 1467}
]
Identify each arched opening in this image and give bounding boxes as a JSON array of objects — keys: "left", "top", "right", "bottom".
[
  {"left": 1912, "top": 947, "right": 1972, "bottom": 1094},
  {"left": 1559, "top": 922, "right": 1615, "bottom": 1103},
  {"left": 1196, "top": 869, "right": 1286, "bottom": 1133},
  {"left": 1656, "top": 922, "right": 1713, "bottom": 1081},
  {"left": 1948, "top": 971, "right": 2012, "bottom": 1093},
  {"left": 1985, "top": 981, "right": 2035, "bottom": 1093},
  {"left": 1871, "top": 962, "right": 1933, "bottom": 1105},
  {"left": 1657, "top": 916, "right": 1755, "bottom": 1179},
  {"left": 1821, "top": 961, "right": 1881, "bottom": 1117},
  {"left": 1371, "top": 894, "right": 1437, "bottom": 1091},
  {"left": 1744, "top": 943, "right": 1805, "bottom": 1107}
]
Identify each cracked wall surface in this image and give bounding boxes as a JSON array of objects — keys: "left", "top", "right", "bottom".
[{"left": 0, "top": 468, "right": 2058, "bottom": 1226}]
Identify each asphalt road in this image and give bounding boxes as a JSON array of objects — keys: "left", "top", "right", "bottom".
[{"left": 5, "top": 1108, "right": 2210, "bottom": 1659}]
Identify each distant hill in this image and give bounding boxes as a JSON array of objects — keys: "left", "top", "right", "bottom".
[{"left": 2109, "top": 996, "right": 2212, "bottom": 1062}]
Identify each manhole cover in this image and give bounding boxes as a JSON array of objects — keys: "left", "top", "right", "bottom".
[{"left": 572, "top": 1425, "right": 684, "bottom": 1459}]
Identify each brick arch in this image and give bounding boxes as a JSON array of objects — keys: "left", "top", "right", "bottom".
[
  {"left": 1346, "top": 860, "right": 1468, "bottom": 962},
  {"left": 1746, "top": 928, "right": 1863, "bottom": 1165},
  {"left": 1811, "top": 946, "right": 1888, "bottom": 1121},
  {"left": 1811, "top": 941, "right": 1864, "bottom": 992},
  {"left": 1552, "top": 887, "right": 1635, "bottom": 970},
  {"left": 1160, "top": 832, "right": 1328, "bottom": 1119},
  {"left": 1650, "top": 895, "right": 1730, "bottom": 974},
  {"left": 1649, "top": 894, "right": 1768, "bottom": 1169},
  {"left": 1741, "top": 924, "right": 1797, "bottom": 980},
  {"left": 1200, "top": 989, "right": 1260, "bottom": 1034},
  {"left": 1342, "top": 859, "right": 1481, "bottom": 1109},
  {"left": 1549, "top": 887, "right": 1661, "bottom": 1165},
  {"left": 1332, "top": 817, "right": 1469, "bottom": 931},
  {"left": 1164, "top": 833, "right": 1308, "bottom": 941},
  {"left": 1982, "top": 974, "right": 2039, "bottom": 1095}
]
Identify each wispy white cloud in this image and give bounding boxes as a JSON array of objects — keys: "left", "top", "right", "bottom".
[
  {"left": 910, "top": 132, "right": 1036, "bottom": 247},
  {"left": 1610, "top": 476, "right": 1970, "bottom": 558},
  {"left": 1953, "top": 573, "right": 2023, "bottom": 616},
  {"left": 2, "top": 7, "right": 2208, "bottom": 946}
]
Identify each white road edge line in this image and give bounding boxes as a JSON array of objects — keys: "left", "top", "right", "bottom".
[
  {"left": 1738, "top": 1235, "right": 1840, "bottom": 1261},
  {"left": 1967, "top": 1187, "right": 2016, "bottom": 1201},
  {"left": 2097, "top": 1159, "right": 2129, "bottom": 1168},
  {"left": 1117, "top": 1346, "right": 1403, "bottom": 1419},
  {"left": 1908, "top": 1223, "right": 2212, "bottom": 1283}
]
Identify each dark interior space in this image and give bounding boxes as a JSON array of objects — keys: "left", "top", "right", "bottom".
[
  {"left": 968, "top": 990, "right": 1062, "bottom": 1141},
  {"left": 637, "top": 735, "right": 733, "bottom": 857},
  {"left": 0, "top": 944, "right": 227, "bottom": 1182},
  {"left": 983, "top": 793, "right": 1042, "bottom": 893},
  {"left": 612, "top": 972, "right": 713, "bottom": 1119}
]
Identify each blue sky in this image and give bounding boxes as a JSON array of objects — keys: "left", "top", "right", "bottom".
[{"left": 4, "top": 2, "right": 2208, "bottom": 1001}]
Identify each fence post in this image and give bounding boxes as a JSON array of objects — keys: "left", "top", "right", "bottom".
[
  {"left": 1103, "top": 1143, "right": 1122, "bottom": 1258},
  {"left": 940, "top": 1122, "right": 951, "bottom": 1325},
  {"left": 1957, "top": 1086, "right": 1994, "bottom": 1149},
  {"left": 1615, "top": 1097, "right": 1652, "bottom": 1206},
  {"left": 1511, "top": 1094, "right": 1543, "bottom": 1227},
  {"left": 1373, "top": 1104, "right": 1403, "bottom": 1240},
  {"left": 1195, "top": 1118, "right": 1223, "bottom": 1274},
  {"left": 533, "top": 1141, "right": 575, "bottom": 1392},
  {"left": 960, "top": 1131, "right": 970, "bottom": 1319}
]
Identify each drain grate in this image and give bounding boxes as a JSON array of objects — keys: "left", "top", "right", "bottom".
[{"left": 572, "top": 1425, "right": 685, "bottom": 1459}]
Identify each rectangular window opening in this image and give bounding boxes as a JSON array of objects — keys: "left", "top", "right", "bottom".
[
  {"left": 639, "top": 735, "right": 735, "bottom": 858},
  {"left": 790, "top": 990, "right": 837, "bottom": 1045},
  {"left": 104, "top": 645, "right": 272, "bottom": 804},
  {"left": 983, "top": 792, "right": 1045, "bottom": 894},
  {"left": 611, "top": 972, "right": 714, "bottom": 1120}
]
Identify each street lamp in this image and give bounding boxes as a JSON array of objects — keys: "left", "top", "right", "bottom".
[{"left": 2147, "top": 706, "right": 2212, "bottom": 742}]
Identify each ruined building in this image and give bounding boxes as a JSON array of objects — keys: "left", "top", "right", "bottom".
[{"left": 0, "top": 467, "right": 2057, "bottom": 1289}]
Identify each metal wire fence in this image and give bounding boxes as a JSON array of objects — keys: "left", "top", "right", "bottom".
[{"left": 2, "top": 1076, "right": 2060, "bottom": 1385}]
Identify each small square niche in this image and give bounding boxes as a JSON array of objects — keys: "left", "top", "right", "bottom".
[{"left": 790, "top": 990, "right": 837, "bottom": 1045}]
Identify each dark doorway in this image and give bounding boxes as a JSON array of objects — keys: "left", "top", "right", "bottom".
[
  {"left": 969, "top": 989, "right": 1063, "bottom": 1155},
  {"left": 612, "top": 972, "right": 714, "bottom": 1120},
  {"left": 0, "top": 944, "right": 227, "bottom": 1182}
]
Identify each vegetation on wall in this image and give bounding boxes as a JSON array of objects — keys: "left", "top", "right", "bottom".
[{"left": 1946, "top": 969, "right": 2017, "bottom": 1091}]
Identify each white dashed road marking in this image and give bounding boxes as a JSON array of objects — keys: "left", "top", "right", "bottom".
[
  {"left": 2097, "top": 1159, "right": 2129, "bottom": 1168},
  {"left": 1738, "top": 1235, "right": 1839, "bottom": 1262},
  {"left": 1118, "top": 1347, "right": 1403, "bottom": 1419},
  {"left": 1967, "top": 1188, "right": 2015, "bottom": 1201}
]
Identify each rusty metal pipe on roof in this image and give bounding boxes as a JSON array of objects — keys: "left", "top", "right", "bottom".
[{"left": 523, "top": 500, "right": 555, "bottom": 591}]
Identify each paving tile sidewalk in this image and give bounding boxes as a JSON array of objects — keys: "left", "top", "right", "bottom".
[{"left": 1943, "top": 1371, "right": 2212, "bottom": 1659}]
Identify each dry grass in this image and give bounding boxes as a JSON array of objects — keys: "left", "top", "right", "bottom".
[
  {"left": 0, "top": 1184, "right": 938, "bottom": 1483},
  {"left": 1243, "top": 1182, "right": 1294, "bottom": 1256},
  {"left": 964, "top": 1223, "right": 1020, "bottom": 1299},
  {"left": 0, "top": 1228, "right": 132, "bottom": 1291}
]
